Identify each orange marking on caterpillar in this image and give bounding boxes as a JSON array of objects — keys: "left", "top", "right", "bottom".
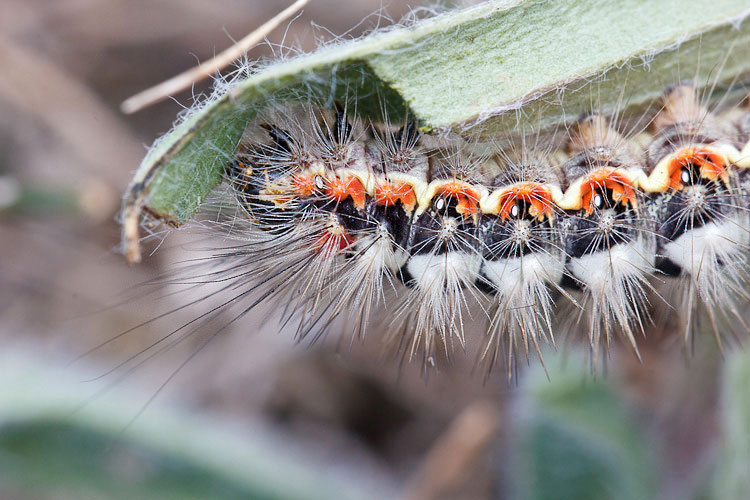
[
  {"left": 293, "top": 174, "right": 316, "bottom": 197},
  {"left": 326, "top": 176, "right": 366, "bottom": 209},
  {"left": 667, "top": 147, "right": 728, "bottom": 190},
  {"left": 497, "top": 183, "right": 554, "bottom": 221},
  {"left": 375, "top": 182, "right": 417, "bottom": 211},
  {"left": 435, "top": 182, "right": 480, "bottom": 216},
  {"left": 579, "top": 169, "right": 636, "bottom": 215},
  {"left": 315, "top": 226, "right": 354, "bottom": 257},
  {"left": 233, "top": 161, "right": 253, "bottom": 191}
]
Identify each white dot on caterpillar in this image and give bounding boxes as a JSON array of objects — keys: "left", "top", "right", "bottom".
[
  {"left": 326, "top": 213, "right": 345, "bottom": 234},
  {"left": 593, "top": 193, "right": 603, "bottom": 209},
  {"left": 510, "top": 204, "right": 519, "bottom": 218},
  {"left": 514, "top": 221, "right": 531, "bottom": 244},
  {"left": 681, "top": 169, "right": 690, "bottom": 185},
  {"left": 314, "top": 175, "right": 326, "bottom": 190},
  {"left": 599, "top": 212, "right": 615, "bottom": 233},
  {"left": 686, "top": 188, "right": 705, "bottom": 210},
  {"left": 435, "top": 197, "right": 446, "bottom": 211},
  {"left": 439, "top": 218, "right": 458, "bottom": 240}
]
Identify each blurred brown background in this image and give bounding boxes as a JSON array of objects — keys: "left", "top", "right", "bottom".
[{"left": 0, "top": 1, "right": 737, "bottom": 499}]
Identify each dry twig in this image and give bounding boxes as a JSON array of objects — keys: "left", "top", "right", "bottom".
[{"left": 121, "top": 0, "right": 309, "bottom": 114}]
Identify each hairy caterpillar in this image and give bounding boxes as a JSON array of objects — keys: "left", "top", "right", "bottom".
[
  {"left": 83, "top": 0, "right": 750, "bottom": 399},
  {"left": 87, "top": 78, "right": 750, "bottom": 391},
  {"left": 126, "top": 83, "right": 737, "bottom": 379}
]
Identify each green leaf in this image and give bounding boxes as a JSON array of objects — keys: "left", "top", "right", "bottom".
[
  {"left": 513, "top": 355, "right": 656, "bottom": 500},
  {"left": 0, "top": 353, "right": 380, "bottom": 500},
  {"left": 0, "top": 420, "right": 283, "bottom": 500},
  {"left": 124, "top": 0, "right": 750, "bottom": 244},
  {"left": 710, "top": 347, "right": 750, "bottom": 500}
]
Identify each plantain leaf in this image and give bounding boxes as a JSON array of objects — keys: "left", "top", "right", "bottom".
[
  {"left": 0, "top": 353, "right": 382, "bottom": 500},
  {"left": 123, "top": 0, "right": 750, "bottom": 258},
  {"left": 513, "top": 355, "right": 656, "bottom": 500},
  {"left": 710, "top": 347, "right": 750, "bottom": 500}
]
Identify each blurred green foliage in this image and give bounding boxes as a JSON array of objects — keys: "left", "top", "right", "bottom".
[
  {"left": 711, "top": 347, "right": 750, "bottom": 500},
  {"left": 0, "top": 420, "right": 279, "bottom": 500},
  {"left": 3, "top": 347, "right": 750, "bottom": 498},
  {"left": 514, "top": 359, "right": 656, "bottom": 500},
  {"left": 0, "top": 354, "right": 376, "bottom": 500}
]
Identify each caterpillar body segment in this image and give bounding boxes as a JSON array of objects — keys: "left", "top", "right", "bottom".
[
  {"left": 556, "top": 114, "right": 656, "bottom": 364},
  {"left": 640, "top": 85, "right": 750, "bottom": 346},
  {"left": 477, "top": 160, "right": 567, "bottom": 377},
  {"left": 227, "top": 109, "right": 394, "bottom": 342},
  {"left": 395, "top": 149, "right": 488, "bottom": 364}
]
